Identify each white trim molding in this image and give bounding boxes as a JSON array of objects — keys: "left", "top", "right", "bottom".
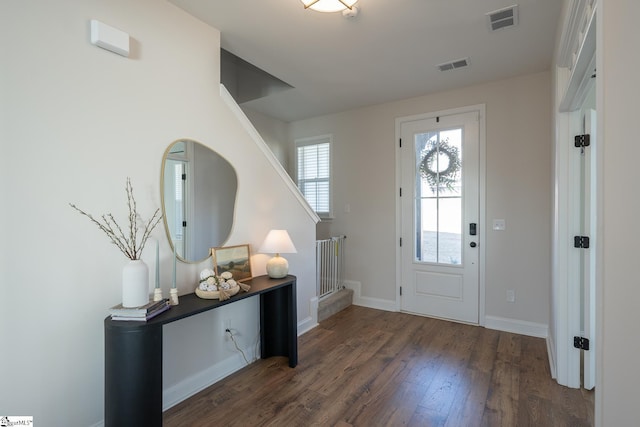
[
  {"left": 161, "top": 296, "right": 320, "bottom": 415},
  {"left": 551, "top": 1, "right": 598, "bottom": 390},
  {"left": 556, "top": 0, "right": 596, "bottom": 68},
  {"left": 297, "top": 296, "right": 319, "bottom": 336},
  {"left": 344, "top": 280, "right": 397, "bottom": 312},
  {"left": 485, "top": 315, "right": 549, "bottom": 339},
  {"left": 163, "top": 343, "right": 258, "bottom": 411},
  {"left": 559, "top": 2, "right": 596, "bottom": 112},
  {"left": 547, "top": 335, "right": 557, "bottom": 379},
  {"left": 220, "top": 84, "right": 320, "bottom": 224}
]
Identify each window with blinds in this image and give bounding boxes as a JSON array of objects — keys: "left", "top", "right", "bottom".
[{"left": 296, "top": 135, "right": 332, "bottom": 217}]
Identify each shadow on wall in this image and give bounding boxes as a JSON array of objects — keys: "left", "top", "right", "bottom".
[{"left": 316, "top": 221, "right": 331, "bottom": 240}]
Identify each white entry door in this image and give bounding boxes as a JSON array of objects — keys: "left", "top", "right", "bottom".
[{"left": 399, "top": 109, "right": 481, "bottom": 324}]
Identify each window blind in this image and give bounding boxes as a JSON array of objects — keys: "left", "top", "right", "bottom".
[{"left": 296, "top": 137, "right": 331, "bottom": 216}]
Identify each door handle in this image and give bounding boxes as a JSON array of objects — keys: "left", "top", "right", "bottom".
[{"left": 470, "top": 242, "right": 477, "bottom": 248}]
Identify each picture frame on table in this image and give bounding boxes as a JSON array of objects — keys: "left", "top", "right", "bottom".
[{"left": 212, "top": 244, "right": 253, "bottom": 282}]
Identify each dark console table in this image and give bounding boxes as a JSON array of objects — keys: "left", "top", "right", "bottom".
[{"left": 104, "top": 275, "right": 297, "bottom": 427}]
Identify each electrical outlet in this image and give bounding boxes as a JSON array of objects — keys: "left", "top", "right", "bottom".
[
  {"left": 506, "top": 289, "right": 515, "bottom": 303},
  {"left": 224, "top": 319, "right": 232, "bottom": 339}
]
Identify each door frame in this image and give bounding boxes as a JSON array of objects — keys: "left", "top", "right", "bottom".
[
  {"left": 553, "top": 1, "right": 597, "bottom": 389},
  {"left": 582, "top": 108, "right": 597, "bottom": 390},
  {"left": 395, "top": 104, "right": 486, "bottom": 325}
]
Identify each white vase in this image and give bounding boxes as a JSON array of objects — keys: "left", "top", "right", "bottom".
[{"left": 122, "top": 260, "right": 150, "bottom": 307}]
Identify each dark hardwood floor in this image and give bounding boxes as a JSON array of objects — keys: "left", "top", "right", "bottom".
[{"left": 164, "top": 305, "right": 593, "bottom": 426}]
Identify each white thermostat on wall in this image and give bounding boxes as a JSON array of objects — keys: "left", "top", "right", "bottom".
[{"left": 90, "top": 19, "right": 130, "bottom": 57}]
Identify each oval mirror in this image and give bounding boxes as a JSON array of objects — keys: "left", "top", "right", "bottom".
[{"left": 161, "top": 139, "right": 237, "bottom": 263}]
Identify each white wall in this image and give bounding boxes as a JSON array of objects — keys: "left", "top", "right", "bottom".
[
  {"left": 598, "top": 1, "right": 640, "bottom": 424},
  {"left": 289, "top": 72, "right": 552, "bottom": 327},
  {"left": 243, "top": 108, "right": 291, "bottom": 170},
  {"left": 0, "top": 1, "right": 316, "bottom": 425}
]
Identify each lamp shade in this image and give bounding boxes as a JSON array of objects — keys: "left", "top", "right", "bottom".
[
  {"left": 300, "top": 0, "right": 358, "bottom": 12},
  {"left": 259, "top": 230, "right": 297, "bottom": 254}
]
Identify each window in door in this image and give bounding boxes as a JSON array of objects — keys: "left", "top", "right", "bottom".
[
  {"left": 295, "top": 135, "right": 332, "bottom": 218},
  {"left": 414, "top": 128, "right": 463, "bottom": 265}
]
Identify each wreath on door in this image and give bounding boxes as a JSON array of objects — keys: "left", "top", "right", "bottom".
[{"left": 419, "top": 138, "right": 461, "bottom": 191}]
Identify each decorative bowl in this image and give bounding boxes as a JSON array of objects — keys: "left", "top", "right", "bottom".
[{"left": 195, "top": 285, "right": 240, "bottom": 300}]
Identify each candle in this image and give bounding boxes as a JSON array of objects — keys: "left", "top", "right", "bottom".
[
  {"left": 155, "top": 241, "right": 160, "bottom": 289},
  {"left": 172, "top": 244, "right": 177, "bottom": 288}
]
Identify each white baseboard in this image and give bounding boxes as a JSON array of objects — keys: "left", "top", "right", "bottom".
[
  {"left": 297, "top": 316, "right": 317, "bottom": 336},
  {"left": 164, "top": 295, "right": 320, "bottom": 409},
  {"left": 91, "top": 344, "right": 259, "bottom": 426},
  {"left": 297, "top": 296, "right": 319, "bottom": 336},
  {"left": 94, "top": 295, "right": 319, "bottom": 425},
  {"left": 341, "top": 281, "right": 547, "bottom": 339},
  {"left": 344, "top": 280, "right": 397, "bottom": 312},
  {"left": 484, "top": 315, "right": 548, "bottom": 338},
  {"left": 162, "top": 345, "right": 258, "bottom": 411}
]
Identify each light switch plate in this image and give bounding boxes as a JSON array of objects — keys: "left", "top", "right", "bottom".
[{"left": 493, "top": 219, "right": 506, "bottom": 231}]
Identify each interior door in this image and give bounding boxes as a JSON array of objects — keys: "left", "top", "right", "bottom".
[
  {"left": 400, "top": 111, "right": 480, "bottom": 323},
  {"left": 581, "top": 108, "right": 596, "bottom": 390}
]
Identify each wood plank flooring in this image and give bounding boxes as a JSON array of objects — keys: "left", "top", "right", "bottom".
[{"left": 164, "top": 305, "right": 593, "bottom": 426}]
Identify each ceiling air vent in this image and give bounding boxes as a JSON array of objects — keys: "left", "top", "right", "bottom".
[
  {"left": 486, "top": 4, "right": 519, "bottom": 31},
  {"left": 437, "top": 57, "right": 469, "bottom": 72}
]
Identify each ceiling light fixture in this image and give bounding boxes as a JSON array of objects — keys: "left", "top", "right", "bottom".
[{"left": 301, "top": 0, "right": 358, "bottom": 13}]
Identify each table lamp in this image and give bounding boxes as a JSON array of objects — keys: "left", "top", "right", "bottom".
[{"left": 259, "top": 229, "right": 297, "bottom": 278}]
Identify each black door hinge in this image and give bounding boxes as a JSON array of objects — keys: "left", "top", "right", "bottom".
[
  {"left": 574, "top": 134, "right": 591, "bottom": 148},
  {"left": 574, "top": 336, "right": 590, "bottom": 350},
  {"left": 182, "top": 221, "right": 187, "bottom": 227},
  {"left": 181, "top": 173, "right": 187, "bottom": 180},
  {"left": 399, "top": 237, "right": 402, "bottom": 247},
  {"left": 400, "top": 286, "right": 402, "bottom": 296},
  {"left": 399, "top": 138, "right": 402, "bottom": 148},
  {"left": 399, "top": 188, "right": 402, "bottom": 197},
  {"left": 574, "top": 236, "right": 590, "bottom": 248}
]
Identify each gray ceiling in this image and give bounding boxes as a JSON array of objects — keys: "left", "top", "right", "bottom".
[{"left": 169, "top": 0, "right": 563, "bottom": 123}]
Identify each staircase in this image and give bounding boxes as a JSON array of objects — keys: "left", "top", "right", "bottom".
[
  {"left": 318, "top": 287, "right": 353, "bottom": 322},
  {"left": 316, "top": 236, "right": 351, "bottom": 321}
]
